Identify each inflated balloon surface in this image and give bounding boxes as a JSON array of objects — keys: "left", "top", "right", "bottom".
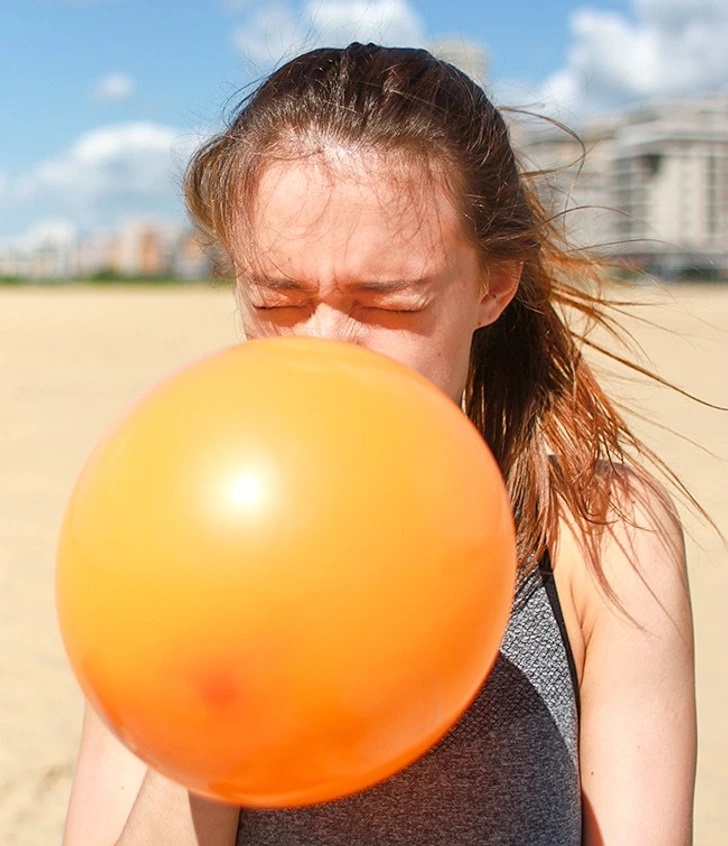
[{"left": 56, "top": 338, "right": 516, "bottom": 807}]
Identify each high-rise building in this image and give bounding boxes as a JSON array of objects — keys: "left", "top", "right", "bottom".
[
  {"left": 514, "top": 95, "right": 728, "bottom": 276},
  {"left": 0, "top": 220, "right": 79, "bottom": 280},
  {"left": 116, "top": 219, "right": 180, "bottom": 277},
  {"left": 611, "top": 99, "right": 728, "bottom": 274}
]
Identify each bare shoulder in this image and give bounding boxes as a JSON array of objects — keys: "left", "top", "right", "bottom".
[
  {"left": 553, "top": 465, "right": 691, "bottom": 680},
  {"left": 553, "top": 463, "right": 688, "bottom": 621},
  {"left": 578, "top": 464, "right": 690, "bottom": 640}
]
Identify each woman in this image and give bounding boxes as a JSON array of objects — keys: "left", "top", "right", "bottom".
[{"left": 62, "top": 43, "right": 696, "bottom": 845}]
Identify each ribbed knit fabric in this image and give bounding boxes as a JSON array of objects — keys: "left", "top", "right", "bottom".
[{"left": 236, "top": 565, "right": 581, "bottom": 845}]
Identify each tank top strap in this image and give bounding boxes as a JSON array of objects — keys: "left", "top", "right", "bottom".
[{"left": 538, "top": 549, "right": 580, "bottom": 717}]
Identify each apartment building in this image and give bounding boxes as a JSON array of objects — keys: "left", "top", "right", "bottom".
[{"left": 514, "top": 95, "right": 728, "bottom": 277}]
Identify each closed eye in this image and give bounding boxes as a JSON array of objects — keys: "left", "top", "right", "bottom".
[
  {"left": 251, "top": 303, "right": 308, "bottom": 311},
  {"left": 248, "top": 304, "right": 426, "bottom": 327},
  {"left": 360, "top": 305, "right": 425, "bottom": 315}
]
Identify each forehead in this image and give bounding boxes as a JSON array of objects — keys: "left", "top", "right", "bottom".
[{"left": 239, "top": 148, "right": 469, "bottom": 281}]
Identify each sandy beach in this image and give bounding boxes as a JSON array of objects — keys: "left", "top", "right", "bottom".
[{"left": 1, "top": 283, "right": 726, "bottom": 845}]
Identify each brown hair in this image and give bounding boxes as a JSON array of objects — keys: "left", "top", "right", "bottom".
[{"left": 184, "top": 42, "right": 682, "bottom": 592}]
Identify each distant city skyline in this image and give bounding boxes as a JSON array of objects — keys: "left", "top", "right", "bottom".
[
  {"left": 516, "top": 93, "right": 728, "bottom": 276},
  {"left": 3, "top": 1, "right": 728, "bottom": 241},
  {"left": 0, "top": 217, "right": 211, "bottom": 282}
]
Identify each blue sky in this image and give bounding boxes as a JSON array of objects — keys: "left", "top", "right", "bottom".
[{"left": 2, "top": 0, "right": 727, "bottom": 241}]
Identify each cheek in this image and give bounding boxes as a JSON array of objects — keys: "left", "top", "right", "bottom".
[
  {"left": 238, "top": 308, "right": 289, "bottom": 340},
  {"left": 363, "top": 330, "right": 470, "bottom": 401},
  {"left": 417, "top": 320, "right": 477, "bottom": 400}
]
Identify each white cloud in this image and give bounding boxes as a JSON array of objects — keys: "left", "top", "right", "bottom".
[
  {"left": 92, "top": 73, "right": 135, "bottom": 102},
  {"left": 307, "top": 0, "right": 424, "bottom": 45},
  {"left": 0, "top": 123, "right": 203, "bottom": 236},
  {"left": 537, "top": 0, "right": 728, "bottom": 115},
  {"left": 232, "top": 0, "right": 425, "bottom": 66},
  {"left": 233, "top": 4, "right": 303, "bottom": 65}
]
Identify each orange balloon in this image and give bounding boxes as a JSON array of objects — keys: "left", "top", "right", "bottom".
[{"left": 56, "top": 337, "right": 516, "bottom": 808}]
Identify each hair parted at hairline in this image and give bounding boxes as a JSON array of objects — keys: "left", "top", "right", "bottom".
[{"left": 184, "top": 41, "right": 682, "bottom": 595}]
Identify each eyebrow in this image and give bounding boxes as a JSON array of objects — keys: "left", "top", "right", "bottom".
[{"left": 248, "top": 276, "right": 306, "bottom": 292}]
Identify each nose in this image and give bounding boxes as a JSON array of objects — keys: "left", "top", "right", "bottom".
[{"left": 302, "top": 303, "right": 360, "bottom": 344}]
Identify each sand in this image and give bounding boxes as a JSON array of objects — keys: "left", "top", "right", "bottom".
[{"left": 0, "top": 283, "right": 725, "bottom": 845}]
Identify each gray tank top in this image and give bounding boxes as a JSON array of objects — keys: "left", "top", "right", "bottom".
[{"left": 236, "top": 559, "right": 581, "bottom": 845}]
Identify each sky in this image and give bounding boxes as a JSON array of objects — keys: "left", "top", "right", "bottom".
[{"left": 2, "top": 0, "right": 728, "bottom": 242}]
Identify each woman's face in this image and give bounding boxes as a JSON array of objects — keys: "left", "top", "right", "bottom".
[{"left": 234, "top": 149, "right": 518, "bottom": 402}]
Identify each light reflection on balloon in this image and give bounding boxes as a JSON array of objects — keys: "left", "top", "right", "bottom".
[{"left": 229, "top": 473, "right": 266, "bottom": 510}]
